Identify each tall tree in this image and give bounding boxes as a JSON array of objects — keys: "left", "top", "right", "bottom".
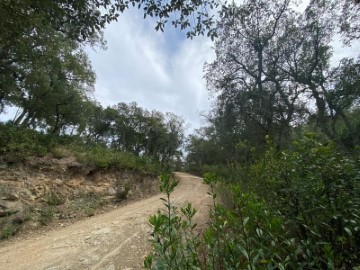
[
  {"left": 205, "top": 0, "right": 305, "bottom": 150},
  {"left": 205, "top": 0, "right": 360, "bottom": 152}
]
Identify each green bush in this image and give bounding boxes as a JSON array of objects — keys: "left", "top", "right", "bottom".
[
  {"left": 146, "top": 137, "right": 360, "bottom": 269},
  {"left": 74, "top": 145, "right": 161, "bottom": 174},
  {"left": 46, "top": 192, "right": 65, "bottom": 206},
  {"left": 39, "top": 206, "right": 55, "bottom": 225},
  {"left": 71, "top": 192, "right": 105, "bottom": 217},
  {"left": 145, "top": 174, "right": 201, "bottom": 269},
  {"left": 145, "top": 174, "right": 294, "bottom": 270},
  {"left": 0, "top": 123, "right": 48, "bottom": 161},
  {"left": 0, "top": 223, "right": 18, "bottom": 239}
]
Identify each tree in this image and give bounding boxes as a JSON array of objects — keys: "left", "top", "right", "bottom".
[
  {"left": 205, "top": 0, "right": 307, "bottom": 150},
  {"left": 9, "top": 36, "right": 95, "bottom": 134},
  {"left": 0, "top": 0, "right": 104, "bottom": 111},
  {"left": 0, "top": 0, "right": 220, "bottom": 113},
  {"left": 205, "top": 0, "right": 360, "bottom": 152}
]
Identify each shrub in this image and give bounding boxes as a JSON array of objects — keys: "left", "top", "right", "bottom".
[
  {"left": 146, "top": 137, "right": 360, "bottom": 269},
  {"left": 144, "top": 174, "right": 201, "bottom": 269},
  {"left": 39, "top": 206, "right": 55, "bottom": 225},
  {"left": 0, "top": 223, "right": 18, "bottom": 239},
  {"left": 46, "top": 192, "right": 65, "bottom": 206},
  {"left": 0, "top": 123, "right": 48, "bottom": 161},
  {"left": 71, "top": 192, "right": 105, "bottom": 217}
]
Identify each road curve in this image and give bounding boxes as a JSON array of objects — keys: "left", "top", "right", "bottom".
[{"left": 0, "top": 172, "right": 210, "bottom": 270}]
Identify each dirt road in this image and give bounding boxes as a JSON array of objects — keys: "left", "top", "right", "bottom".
[{"left": 0, "top": 173, "right": 210, "bottom": 270}]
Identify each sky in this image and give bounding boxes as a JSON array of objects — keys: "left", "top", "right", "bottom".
[
  {"left": 86, "top": 9, "right": 216, "bottom": 133},
  {"left": 86, "top": 3, "right": 359, "bottom": 134}
]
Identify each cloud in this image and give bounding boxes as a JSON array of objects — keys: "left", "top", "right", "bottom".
[{"left": 87, "top": 9, "right": 215, "bottom": 132}]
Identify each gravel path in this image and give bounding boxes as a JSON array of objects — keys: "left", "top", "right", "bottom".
[{"left": 0, "top": 173, "right": 210, "bottom": 270}]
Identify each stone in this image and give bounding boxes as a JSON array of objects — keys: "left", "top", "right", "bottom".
[
  {"left": 54, "top": 178, "right": 63, "bottom": 186},
  {"left": 107, "top": 187, "right": 116, "bottom": 196},
  {"left": 2, "top": 193, "right": 19, "bottom": 201}
]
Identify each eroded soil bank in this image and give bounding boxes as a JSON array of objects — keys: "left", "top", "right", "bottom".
[{"left": 0, "top": 156, "right": 159, "bottom": 241}]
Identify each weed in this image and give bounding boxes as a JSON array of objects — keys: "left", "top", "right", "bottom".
[
  {"left": 46, "top": 192, "right": 65, "bottom": 206},
  {"left": 72, "top": 192, "right": 105, "bottom": 217},
  {"left": 39, "top": 206, "right": 55, "bottom": 225},
  {"left": 0, "top": 223, "right": 18, "bottom": 239}
]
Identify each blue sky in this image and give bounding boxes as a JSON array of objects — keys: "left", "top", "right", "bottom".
[{"left": 86, "top": 8, "right": 215, "bottom": 132}]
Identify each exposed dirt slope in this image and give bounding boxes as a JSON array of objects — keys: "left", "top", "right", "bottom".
[{"left": 0, "top": 172, "right": 211, "bottom": 270}]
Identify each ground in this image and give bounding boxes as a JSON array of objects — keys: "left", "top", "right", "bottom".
[{"left": 0, "top": 172, "right": 211, "bottom": 270}]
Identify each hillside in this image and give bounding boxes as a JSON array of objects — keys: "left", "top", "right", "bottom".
[{"left": 0, "top": 155, "right": 159, "bottom": 241}]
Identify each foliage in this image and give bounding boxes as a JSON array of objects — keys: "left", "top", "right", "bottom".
[
  {"left": 72, "top": 192, "right": 106, "bottom": 217},
  {"left": 115, "top": 184, "right": 130, "bottom": 202},
  {"left": 75, "top": 145, "right": 161, "bottom": 173},
  {"left": 145, "top": 173, "right": 294, "bottom": 269},
  {"left": 0, "top": 123, "right": 48, "bottom": 161},
  {"left": 145, "top": 174, "right": 201, "bottom": 269},
  {"left": 239, "top": 136, "right": 360, "bottom": 268},
  {"left": 202, "top": 0, "right": 360, "bottom": 158},
  {"left": 0, "top": 105, "right": 183, "bottom": 172},
  {"left": 0, "top": 222, "right": 18, "bottom": 240},
  {"left": 149, "top": 137, "right": 360, "bottom": 269},
  {"left": 39, "top": 206, "right": 55, "bottom": 226},
  {"left": 46, "top": 192, "right": 66, "bottom": 207}
]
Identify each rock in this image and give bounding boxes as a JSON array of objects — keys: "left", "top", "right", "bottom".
[
  {"left": 0, "top": 200, "right": 23, "bottom": 217},
  {"left": 2, "top": 193, "right": 19, "bottom": 201},
  {"left": 54, "top": 178, "right": 63, "bottom": 186},
  {"left": 107, "top": 187, "right": 116, "bottom": 196}
]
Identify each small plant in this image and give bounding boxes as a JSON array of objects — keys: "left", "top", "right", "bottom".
[
  {"left": 39, "top": 206, "right": 55, "bottom": 225},
  {"left": 0, "top": 223, "right": 18, "bottom": 239},
  {"left": 144, "top": 174, "right": 201, "bottom": 269},
  {"left": 50, "top": 147, "right": 70, "bottom": 159},
  {"left": 72, "top": 192, "right": 105, "bottom": 217},
  {"left": 46, "top": 192, "right": 65, "bottom": 206}
]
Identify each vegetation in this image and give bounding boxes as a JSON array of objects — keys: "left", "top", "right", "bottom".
[
  {"left": 147, "top": 145, "right": 360, "bottom": 268},
  {"left": 145, "top": 0, "right": 360, "bottom": 269},
  {"left": 0, "top": 101, "right": 185, "bottom": 173},
  {"left": 1, "top": 0, "right": 360, "bottom": 267}
]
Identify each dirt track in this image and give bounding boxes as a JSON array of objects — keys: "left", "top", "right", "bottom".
[{"left": 0, "top": 173, "right": 210, "bottom": 270}]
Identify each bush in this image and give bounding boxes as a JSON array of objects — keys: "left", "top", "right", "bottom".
[
  {"left": 145, "top": 174, "right": 201, "bottom": 269},
  {"left": 0, "top": 223, "right": 18, "bottom": 239},
  {"left": 146, "top": 137, "right": 360, "bottom": 269},
  {"left": 46, "top": 192, "right": 65, "bottom": 206},
  {"left": 71, "top": 192, "right": 105, "bottom": 217},
  {"left": 0, "top": 123, "right": 48, "bottom": 161},
  {"left": 39, "top": 206, "right": 55, "bottom": 225},
  {"left": 74, "top": 145, "right": 161, "bottom": 174},
  {"left": 115, "top": 184, "right": 130, "bottom": 202}
]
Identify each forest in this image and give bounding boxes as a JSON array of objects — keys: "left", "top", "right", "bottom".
[{"left": 0, "top": 0, "right": 360, "bottom": 269}]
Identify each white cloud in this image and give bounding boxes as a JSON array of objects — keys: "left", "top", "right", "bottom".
[{"left": 87, "top": 9, "right": 215, "bottom": 131}]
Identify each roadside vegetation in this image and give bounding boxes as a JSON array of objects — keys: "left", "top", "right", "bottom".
[{"left": 145, "top": 0, "right": 360, "bottom": 269}]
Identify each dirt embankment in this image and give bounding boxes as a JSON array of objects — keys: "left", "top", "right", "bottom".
[
  {"left": 0, "top": 172, "right": 211, "bottom": 270},
  {"left": 0, "top": 156, "right": 159, "bottom": 241}
]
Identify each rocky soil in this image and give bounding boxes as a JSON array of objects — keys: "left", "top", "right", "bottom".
[{"left": 0, "top": 156, "right": 159, "bottom": 240}]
